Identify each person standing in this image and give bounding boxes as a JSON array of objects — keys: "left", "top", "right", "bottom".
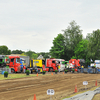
[
  {"left": 81, "top": 65, "right": 84, "bottom": 73},
  {"left": 23, "top": 66, "right": 26, "bottom": 73},
  {"left": 92, "top": 63, "right": 96, "bottom": 74},
  {"left": 58, "top": 65, "right": 60, "bottom": 72}
]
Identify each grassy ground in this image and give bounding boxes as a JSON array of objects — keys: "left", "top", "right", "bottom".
[
  {"left": 0, "top": 73, "right": 41, "bottom": 80},
  {"left": 92, "top": 94, "right": 100, "bottom": 100}
]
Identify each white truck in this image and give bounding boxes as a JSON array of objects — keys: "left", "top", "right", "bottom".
[
  {"left": 95, "top": 60, "right": 100, "bottom": 68},
  {"left": 56, "top": 59, "right": 65, "bottom": 71}
]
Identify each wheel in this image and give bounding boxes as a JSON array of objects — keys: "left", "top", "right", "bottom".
[
  {"left": 49, "top": 68, "right": 53, "bottom": 72},
  {"left": 11, "top": 69, "right": 15, "bottom": 73},
  {"left": 30, "top": 69, "right": 33, "bottom": 74}
]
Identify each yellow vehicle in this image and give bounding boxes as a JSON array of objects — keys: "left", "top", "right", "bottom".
[
  {"left": 29, "top": 59, "right": 45, "bottom": 73},
  {"left": 33, "top": 59, "right": 44, "bottom": 72}
]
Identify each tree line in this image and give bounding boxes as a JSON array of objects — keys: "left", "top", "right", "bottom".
[
  {"left": 50, "top": 20, "right": 100, "bottom": 65},
  {"left": 0, "top": 20, "right": 100, "bottom": 66},
  {"left": 0, "top": 47, "right": 50, "bottom": 59}
]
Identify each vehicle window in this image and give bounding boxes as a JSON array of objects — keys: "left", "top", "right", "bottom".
[
  {"left": 6, "top": 59, "right": 10, "bottom": 63},
  {"left": 52, "top": 61, "right": 55, "bottom": 63},
  {"left": 62, "top": 61, "right": 65, "bottom": 64},
  {"left": 58, "top": 61, "right": 60, "bottom": 64},
  {"left": 22, "top": 60, "right": 26, "bottom": 63},
  {"left": 42, "top": 60, "right": 45, "bottom": 64},
  {"left": 16, "top": 58, "right": 20, "bottom": 63},
  {"left": 0, "top": 59, "right": 3, "bottom": 62},
  {"left": 34, "top": 61, "right": 39, "bottom": 64},
  {"left": 11, "top": 58, "right": 14, "bottom": 62}
]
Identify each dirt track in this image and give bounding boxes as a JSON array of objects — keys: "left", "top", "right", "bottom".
[{"left": 0, "top": 72, "right": 100, "bottom": 100}]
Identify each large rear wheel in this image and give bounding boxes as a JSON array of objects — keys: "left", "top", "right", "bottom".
[
  {"left": 49, "top": 68, "right": 53, "bottom": 72},
  {"left": 11, "top": 69, "right": 15, "bottom": 73}
]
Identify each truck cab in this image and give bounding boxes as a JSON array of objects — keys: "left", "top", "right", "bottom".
[
  {"left": 8, "top": 56, "right": 21, "bottom": 73},
  {"left": 29, "top": 59, "right": 49, "bottom": 73},
  {"left": 56, "top": 59, "right": 65, "bottom": 71},
  {"left": 46, "top": 58, "right": 58, "bottom": 72}
]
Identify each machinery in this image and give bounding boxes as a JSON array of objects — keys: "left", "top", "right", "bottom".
[
  {"left": 8, "top": 55, "right": 21, "bottom": 73},
  {"left": 69, "top": 59, "right": 85, "bottom": 68},
  {"left": 0, "top": 55, "right": 9, "bottom": 68},
  {"left": 56, "top": 59, "right": 65, "bottom": 71},
  {"left": 46, "top": 58, "right": 59, "bottom": 72},
  {"left": 27, "top": 59, "right": 49, "bottom": 73}
]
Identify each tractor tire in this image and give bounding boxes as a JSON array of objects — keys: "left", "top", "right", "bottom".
[
  {"left": 11, "top": 69, "right": 15, "bottom": 73},
  {"left": 49, "top": 68, "right": 53, "bottom": 72}
]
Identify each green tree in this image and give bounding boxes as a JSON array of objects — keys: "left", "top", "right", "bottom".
[
  {"left": 37, "top": 52, "right": 46, "bottom": 57},
  {"left": 63, "top": 20, "right": 83, "bottom": 60},
  {"left": 11, "top": 50, "right": 24, "bottom": 54},
  {"left": 50, "top": 33, "right": 65, "bottom": 59},
  {"left": 26, "top": 50, "right": 33, "bottom": 59},
  {"left": 44, "top": 53, "right": 50, "bottom": 59},
  {"left": 73, "top": 39, "right": 90, "bottom": 65},
  {"left": 0, "top": 45, "right": 11, "bottom": 55},
  {"left": 37, "top": 52, "right": 50, "bottom": 59},
  {"left": 86, "top": 29, "right": 100, "bottom": 61},
  {"left": 74, "top": 39, "right": 88, "bottom": 59},
  {"left": 20, "top": 53, "right": 27, "bottom": 56},
  {"left": 32, "top": 53, "right": 38, "bottom": 59}
]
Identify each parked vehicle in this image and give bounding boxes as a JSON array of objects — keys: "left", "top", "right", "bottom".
[
  {"left": 95, "top": 60, "right": 100, "bottom": 68},
  {"left": 56, "top": 59, "right": 65, "bottom": 71},
  {"left": 69, "top": 59, "right": 85, "bottom": 68},
  {"left": 46, "top": 58, "right": 58, "bottom": 72},
  {"left": 8, "top": 55, "right": 21, "bottom": 73},
  {"left": 20, "top": 56, "right": 30, "bottom": 67},
  {"left": 0, "top": 55, "right": 9, "bottom": 68},
  {"left": 24, "top": 58, "right": 49, "bottom": 73}
]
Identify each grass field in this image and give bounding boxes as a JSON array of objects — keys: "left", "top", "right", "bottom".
[{"left": 0, "top": 73, "right": 39, "bottom": 80}]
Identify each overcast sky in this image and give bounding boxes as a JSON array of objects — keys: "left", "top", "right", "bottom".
[{"left": 0, "top": 0, "right": 100, "bottom": 53}]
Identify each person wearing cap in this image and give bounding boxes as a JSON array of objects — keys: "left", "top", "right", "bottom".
[{"left": 23, "top": 66, "right": 26, "bottom": 73}]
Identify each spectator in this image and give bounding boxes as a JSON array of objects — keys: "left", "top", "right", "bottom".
[
  {"left": 23, "top": 66, "right": 26, "bottom": 73},
  {"left": 58, "top": 65, "right": 60, "bottom": 72},
  {"left": 81, "top": 65, "right": 84, "bottom": 73}
]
